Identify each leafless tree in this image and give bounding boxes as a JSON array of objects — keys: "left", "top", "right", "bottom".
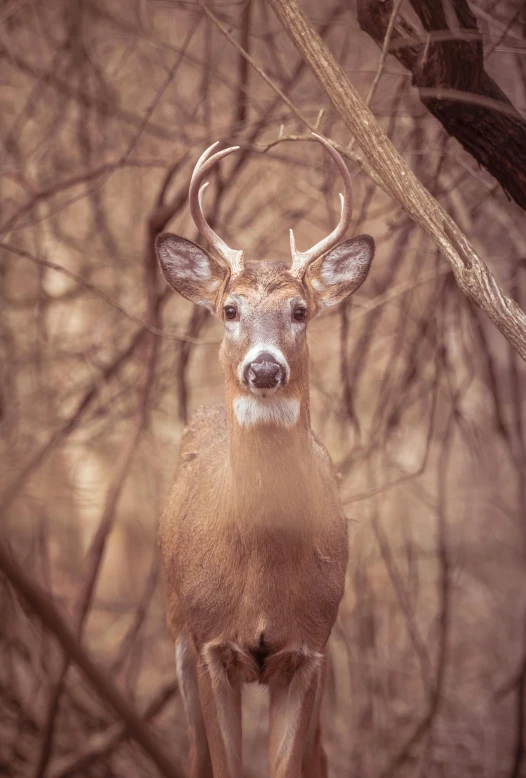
[{"left": 1, "top": 1, "right": 525, "bottom": 776}]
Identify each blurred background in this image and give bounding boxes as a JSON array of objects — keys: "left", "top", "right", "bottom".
[{"left": 1, "top": 0, "right": 526, "bottom": 776}]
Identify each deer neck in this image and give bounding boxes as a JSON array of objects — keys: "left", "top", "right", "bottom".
[{"left": 224, "top": 386, "right": 315, "bottom": 522}]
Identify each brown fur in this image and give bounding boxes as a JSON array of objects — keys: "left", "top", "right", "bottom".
[
  {"left": 156, "top": 243, "right": 374, "bottom": 778},
  {"left": 161, "top": 404, "right": 347, "bottom": 655}
]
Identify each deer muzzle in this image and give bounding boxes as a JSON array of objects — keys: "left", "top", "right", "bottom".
[{"left": 244, "top": 352, "right": 286, "bottom": 390}]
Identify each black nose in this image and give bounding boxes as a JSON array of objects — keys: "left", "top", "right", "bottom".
[{"left": 247, "top": 352, "right": 282, "bottom": 389}]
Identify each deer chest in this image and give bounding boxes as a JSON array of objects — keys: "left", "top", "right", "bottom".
[{"left": 169, "top": 516, "right": 348, "bottom": 650}]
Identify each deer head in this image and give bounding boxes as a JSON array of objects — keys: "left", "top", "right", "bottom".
[{"left": 156, "top": 134, "right": 375, "bottom": 424}]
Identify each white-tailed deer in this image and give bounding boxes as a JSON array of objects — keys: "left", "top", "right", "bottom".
[{"left": 155, "top": 134, "right": 375, "bottom": 778}]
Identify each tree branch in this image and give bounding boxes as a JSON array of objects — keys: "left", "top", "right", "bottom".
[
  {"left": 266, "top": 0, "right": 526, "bottom": 359},
  {"left": 356, "top": 0, "right": 526, "bottom": 210}
]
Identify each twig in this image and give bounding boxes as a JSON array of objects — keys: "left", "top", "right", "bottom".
[
  {"left": 235, "top": 0, "right": 252, "bottom": 126},
  {"left": 365, "top": 0, "right": 405, "bottom": 107}
]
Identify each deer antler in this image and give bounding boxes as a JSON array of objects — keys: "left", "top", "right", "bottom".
[
  {"left": 189, "top": 142, "right": 244, "bottom": 275},
  {"left": 289, "top": 134, "right": 353, "bottom": 279}
]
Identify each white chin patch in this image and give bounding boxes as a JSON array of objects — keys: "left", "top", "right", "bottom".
[{"left": 234, "top": 396, "right": 300, "bottom": 428}]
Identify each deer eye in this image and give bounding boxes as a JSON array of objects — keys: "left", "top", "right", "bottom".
[
  {"left": 224, "top": 305, "right": 238, "bottom": 320},
  {"left": 293, "top": 306, "right": 307, "bottom": 322}
]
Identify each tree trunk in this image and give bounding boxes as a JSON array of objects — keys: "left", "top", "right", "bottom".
[{"left": 357, "top": 0, "right": 526, "bottom": 211}]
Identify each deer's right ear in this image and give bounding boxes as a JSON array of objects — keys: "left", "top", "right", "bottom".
[
  {"left": 305, "top": 235, "right": 375, "bottom": 309},
  {"left": 155, "top": 234, "right": 228, "bottom": 312}
]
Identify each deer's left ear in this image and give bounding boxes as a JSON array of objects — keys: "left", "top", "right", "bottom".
[{"left": 305, "top": 235, "right": 375, "bottom": 308}]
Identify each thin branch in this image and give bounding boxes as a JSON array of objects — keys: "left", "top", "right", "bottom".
[{"left": 365, "top": 0, "right": 405, "bottom": 107}]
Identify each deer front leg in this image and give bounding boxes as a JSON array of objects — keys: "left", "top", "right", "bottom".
[
  {"left": 175, "top": 634, "right": 212, "bottom": 778},
  {"left": 268, "top": 648, "right": 328, "bottom": 778},
  {"left": 301, "top": 655, "right": 328, "bottom": 778},
  {"left": 196, "top": 642, "right": 243, "bottom": 778}
]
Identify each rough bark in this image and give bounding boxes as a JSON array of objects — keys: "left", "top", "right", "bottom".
[
  {"left": 266, "top": 0, "right": 526, "bottom": 359},
  {"left": 357, "top": 0, "right": 526, "bottom": 210}
]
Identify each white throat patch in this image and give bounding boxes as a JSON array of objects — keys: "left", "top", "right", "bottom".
[{"left": 234, "top": 396, "right": 300, "bottom": 427}]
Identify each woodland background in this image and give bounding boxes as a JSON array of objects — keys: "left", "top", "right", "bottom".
[{"left": 1, "top": 0, "right": 526, "bottom": 776}]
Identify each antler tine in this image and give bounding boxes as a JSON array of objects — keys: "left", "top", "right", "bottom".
[
  {"left": 289, "top": 133, "right": 353, "bottom": 279},
  {"left": 189, "top": 142, "right": 244, "bottom": 275}
]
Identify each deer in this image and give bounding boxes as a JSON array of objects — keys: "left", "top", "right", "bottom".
[{"left": 155, "top": 133, "right": 375, "bottom": 778}]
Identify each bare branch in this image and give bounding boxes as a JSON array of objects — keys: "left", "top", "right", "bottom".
[{"left": 266, "top": 0, "right": 526, "bottom": 359}]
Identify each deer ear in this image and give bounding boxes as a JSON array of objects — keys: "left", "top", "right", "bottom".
[
  {"left": 305, "top": 235, "right": 375, "bottom": 309},
  {"left": 155, "top": 234, "right": 228, "bottom": 312}
]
